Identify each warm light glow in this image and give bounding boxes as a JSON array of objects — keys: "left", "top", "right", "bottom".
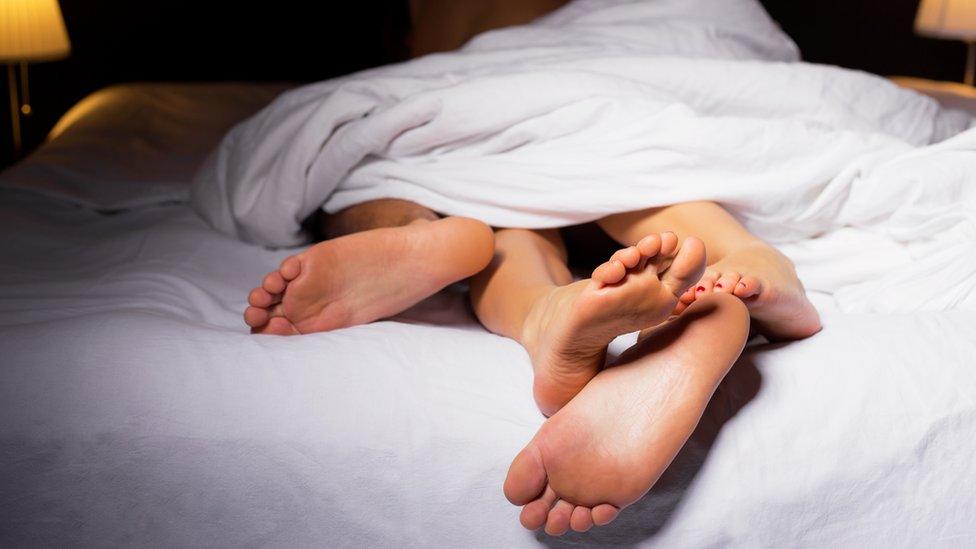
[
  {"left": 916, "top": 0, "right": 976, "bottom": 41},
  {"left": 0, "top": 0, "right": 71, "bottom": 62}
]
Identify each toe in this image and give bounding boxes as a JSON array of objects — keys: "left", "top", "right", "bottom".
[
  {"left": 279, "top": 255, "right": 302, "bottom": 281},
  {"left": 695, "top": 268, "right": 719, "bottom": 295},
  {"left": 570, "top": 506, "right": 595, "bottom": 532},
  {"left": 610, "top": 246, "right": 641, "bottom": 269},
  {"left": 592, "top": 259, "right": 627, "bottom": 285},
  {"left": 660, "top": 236, "right": 707, "bottom": 297},
  {"left": 701, "top": 267, "right": 720, "bottom": 284},
  {"left": 713, "top": 272, "right": 741, "bottom": 294},
  {"left": 545, "top": 500, "right": 573, "bottom": 536},
  {"left": 262, "top": 270, "right": 287, "bottom": 294},
  {"left": 695, "top": 284, "right": 709, "bottom": 300},
  {"left": 658, "top": 231, "right": 679, "bottom": 256},
  {"left": 520, "top": 501, "right": 549, "bottom": 531},
  {"left": 504, "top": 445, "right": 548, "bottom": 505},
  {"left": 520, "top": 485, "right": 558, "bottom": 530},
  {"left": 679, "top": 287, "right": 697, "bottom": 304},
  {"left": 248, "top": 287, "right": 276, "bottom": 308},
  {"left": 635, "top": 233, "right": 662, "bottom": 258},
  {"left": 243, "top": 306, "right": 269, "bottom": 328},
  {"left": 591, "top": 504, "right": 620, "bottom": 526},
  {"left": 734, "top": 276, "right": 762, "bottom": 299},
  {"left": 253, "top": 316, "right": 301, "bottom": 336}
]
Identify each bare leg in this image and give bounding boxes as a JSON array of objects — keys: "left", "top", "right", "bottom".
[
  {"left": 470, "top": 229, "right": 706, "bottom": 416},
  {"left": 244, "top": 199, "right": 493, "bottom": 335},
  {"left": 320, "top": 198, "right": 439, "bottom": 239},
  {"left": 504, "top": 293, "right": 750, "bottom": 535},
  {"left": 597, "top": 201, "right": 821, "bottom": 340}
]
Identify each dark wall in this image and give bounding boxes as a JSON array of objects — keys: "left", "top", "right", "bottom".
[
  {"left": 0, "top": 0, "right": 968, "bottom": 170},
  {"left": 761, "top": 0, "right": 967, "bottom": 80},
  {"left": 0, "top": 0, "right": 409, "bottom": 169}
]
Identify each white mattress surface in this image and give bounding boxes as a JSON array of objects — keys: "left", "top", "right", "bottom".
[{"left": 2, "top": 83, "right": 976, "bottom": 546}]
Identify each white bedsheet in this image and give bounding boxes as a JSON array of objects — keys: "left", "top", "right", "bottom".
[{"left": 2, "top": 188, "right": 976, "bottom": 547}]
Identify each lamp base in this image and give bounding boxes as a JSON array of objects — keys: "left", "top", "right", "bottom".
[
  {"left": 967, "top": 42, "right": 975, "bottom": 87},
  {"left": 6, "top": 64, "right": 21, "bottom": 157}
]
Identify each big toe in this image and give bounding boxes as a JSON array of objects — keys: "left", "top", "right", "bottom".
[
  {"left": 504, "top": 445, "right": 548, "bottom": 505},
  {"left": 734, "top": 275, "right": 762, "bottom": 299},
  {"left": 661, "top": 236, "right": 706, "bottom": 297}
]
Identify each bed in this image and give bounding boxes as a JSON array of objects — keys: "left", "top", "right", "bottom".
[
  {"left": 0, "top": 79, "right": 976, "bottom": 547},
  {"left": 1, "top": 78, "right": 975, "bottom": 547}
]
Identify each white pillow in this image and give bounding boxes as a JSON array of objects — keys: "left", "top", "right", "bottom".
[{"left": 0, "top": 82, "right": 290, "bottom": 210}]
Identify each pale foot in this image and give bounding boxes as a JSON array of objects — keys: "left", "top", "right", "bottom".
[
  {"left": 505, "top": 293, "right": 750, "bottom": 535},
  {"left": 243, "top": 217, "right": 494, "bottom": 335},
  {"left": 676, "top": 241, "right": 821, "bottom": 341},
  {"left": 521, "top": 232, "right": 706, "bottom": 417}
]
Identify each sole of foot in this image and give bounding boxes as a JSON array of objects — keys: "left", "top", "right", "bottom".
[
  {"left": 243, "top": 216, "right": 494, "bottom": 335},
  {"left": 505, "top": 293, "right": 750, "bottom": 535},
  {"left": 521, "top": 232, "right": 706, "bottom": 417},
  {"left": 677, "top": 241, "right": 821, "bottom": 341}
]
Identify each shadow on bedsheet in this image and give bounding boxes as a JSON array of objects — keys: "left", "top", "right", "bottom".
[{"left": 537, "top": 350, "right": 765, "bottom": 548}]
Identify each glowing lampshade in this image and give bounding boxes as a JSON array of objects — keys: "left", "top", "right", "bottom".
[
  {"left": 916, "top": 0, "right": 976, "bottom": 40},
  {"left": 916, "top": 0, "right": 976, "bottom": 85},
  {"left": 0, "top": 0, "right": 71, "bottom": 62}
]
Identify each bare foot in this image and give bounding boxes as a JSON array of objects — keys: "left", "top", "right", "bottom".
[
  {"left": 676, "top": 241, "right": 821, "bottom": 341},
  {"left": 505, "top": 293, "right": 750, "bottom": 535},
  {"left": 521, "top": 232, "right": 706, "bottom": 417},
  {"left": 243, "top": 217, "right": 494, "bottom": 335}
]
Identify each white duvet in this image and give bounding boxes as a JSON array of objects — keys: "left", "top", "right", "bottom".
[{"left": 194, "top": 0, "right": 976, "bottom": 314}]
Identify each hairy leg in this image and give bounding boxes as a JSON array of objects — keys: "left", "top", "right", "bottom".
[
  {"left": 245, "top": 199, "right": 493, "bottom": 335},
  {"left": 597, "top": 202, "right": 821, "bottom": 340},
  {"left": 470, "top": 229, "right": 705, "bottom": 415},
  {"left": 319, "top": 198, "right": 440, "bottom": 239}
]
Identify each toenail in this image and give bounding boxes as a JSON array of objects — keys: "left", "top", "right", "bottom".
[
  {"left": 696, "top": 286, "right": 705, "bottom": 292},
  {"left": 715, "top": 283, "right": 723, "bottom": 289}
]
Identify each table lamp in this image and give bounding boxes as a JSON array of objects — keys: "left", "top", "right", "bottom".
[
  {"left": 0, "top": 0, "right": 71, "bottom": 156},
  {"left": 916, "top": 0, "right": 976, "bottom": 86}
]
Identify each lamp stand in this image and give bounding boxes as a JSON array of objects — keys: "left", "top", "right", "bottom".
[
  {"left": 967, "top": 41, "right": 976, "bottom": 87},
  {"left": 6, "top": 64, "right": 21, "bottom": 157}
]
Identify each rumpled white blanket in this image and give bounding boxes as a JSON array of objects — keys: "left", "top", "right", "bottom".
[{"left": 192, "top": 0, "right": 976, "bottom": 313}]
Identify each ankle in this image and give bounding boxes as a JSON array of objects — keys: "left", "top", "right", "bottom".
[{"left": 517, "top": 285, "right": 561, "bottom": 345}]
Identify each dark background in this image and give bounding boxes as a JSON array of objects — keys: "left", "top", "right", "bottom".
[{"left": 0, "top": 0, "right": 968, "bottom": 170}]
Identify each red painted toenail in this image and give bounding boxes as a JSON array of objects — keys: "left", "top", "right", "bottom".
[
  {"left": 715, "top": 283, "right": 723, "bottom": 289},
  {"left": 697, "top": 286, "right": 705, "bottom": 292}
]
